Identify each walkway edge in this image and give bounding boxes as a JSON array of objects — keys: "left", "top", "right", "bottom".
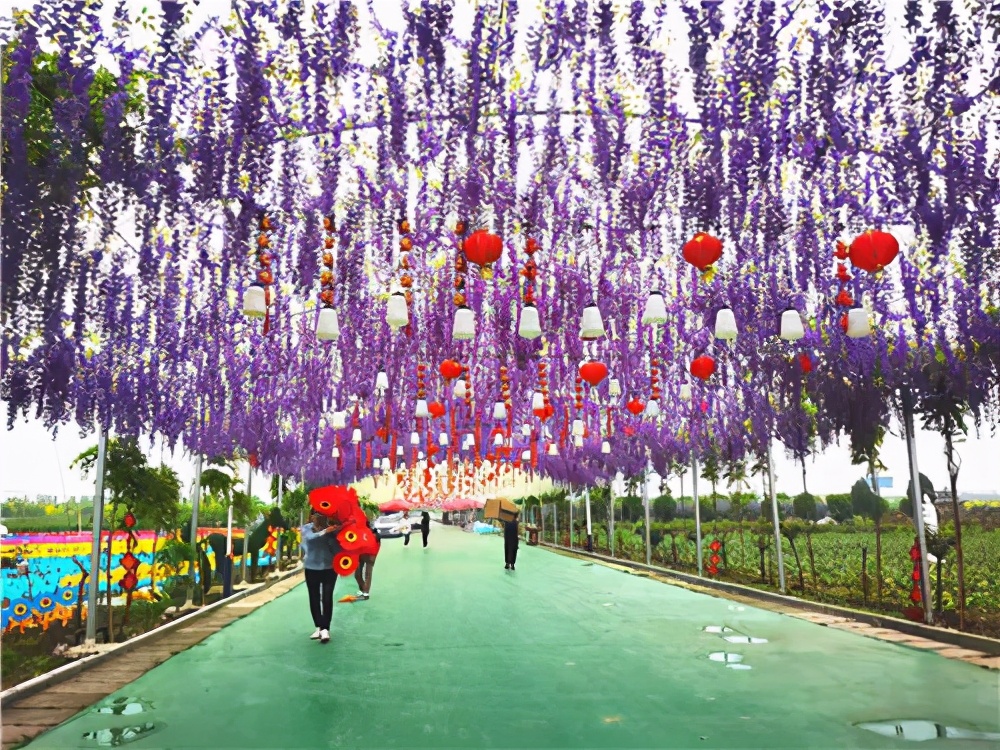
[
  {"left": 542, "top": 543, "right": 1000, "bottom": 656},
  {"left": 0, "top": 566, "right": 303, "bottom": 707}
]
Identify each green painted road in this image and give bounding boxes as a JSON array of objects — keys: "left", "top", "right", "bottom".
[{"left": 23, "top": 525, "right": 1000, "bottom": 749}]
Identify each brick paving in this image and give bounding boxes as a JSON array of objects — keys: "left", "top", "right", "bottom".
[{"left": 1, "top": 571, "right": 303, "bottom": 750}]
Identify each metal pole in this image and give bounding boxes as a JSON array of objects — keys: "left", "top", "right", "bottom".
[
  {"left": 901, "top": 388, "right": 933, "bottom": 623},
  {"left": 275, "top": 476, "right": 283, "bottom": 571},
  {"left": 554, "top": 501, "right": 558, "bottom": 547},
  {"left": 644, "top": 464, "right": 652, "bottom": 566},
  {"left": 693, "top": 455, "right": 702, "bottom": 577},
  {"left": 609, "top": 488, "right": 615, "bottom": 558},
  {"left": 84, "top": 426, "right": 108, "bottom": 644},
  {"left": 568, "top": 492, "right": 573, "bottom": 549},
  {"left": 241, "top": 466, "right": 252, "bottom": 586},
  {"left": 767, "top": 441, "right": 786, "bottom": 593},
  {"left": 223, "top": 497, "right": 234, "bottom": 598},
  {"left": 189, "top": 455, "right": 203, "bottom": 602},
  {"left": 584, "top": 488, "right": 593, "bottom": 552}
]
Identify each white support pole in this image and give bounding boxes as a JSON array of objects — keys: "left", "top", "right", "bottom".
[
  {"left": 644, "top": 464, "right": 652, "bottom": 566},
  {"left": 584, "top": 488, "right": 593, "bottom": 552},
  {"left": 189, "top": 455, "right": 203, "bottom": 602},
  {"left": 568, "top": 491, "right": 573, "bottom": 549},
  {"left": 84, "top": 426, "right": 108, "bottom": 644},
  {"left": 275, "top": 475, "right": 283, "bottom": 570},
  {"left": 241, "top": 465, "right": 252, "bottom": 585},
  {"left": 767, "top": 441, "right": 786, "bottom": 593},
  {"left": 693, "top": 455, "right": 702, "bottom": 577},
  {"left": 901, "top": 388, "right": 933, "bottom": 623}
]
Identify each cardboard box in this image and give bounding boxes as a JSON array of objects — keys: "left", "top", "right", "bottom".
[{"left": 483, "top": 497, "right": 519, "bottom": 522}]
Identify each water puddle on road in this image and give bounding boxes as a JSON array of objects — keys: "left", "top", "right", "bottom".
[
  {"left": 81, "top": 723, "right": 164, "bottom": 746},
  {"left": 92, "top": 698, "right": 154, "bottom": 716}
]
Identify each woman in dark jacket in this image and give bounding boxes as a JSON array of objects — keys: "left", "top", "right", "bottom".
[
  {"left": 504, "top": 516, "right": 519, "bottom": 570},
  {"left": 420, "top": 511, "right": 430, "bottom": 548}
]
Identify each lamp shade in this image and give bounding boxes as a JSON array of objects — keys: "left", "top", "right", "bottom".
[
  {"left": 493, "top": 433, "right": 503, "bottom": 446},
  {"left": 332, "top": 411, "right": 347, "bottom": 429},
  {"left": 518, "top": 304, "right": 542, "bottom": 339},
  {"left": 780, "top": 309, "right": 805, "bottom": 340},
  {"left": 679, "top": 384, "right": 692, "bottom": 401},
  {"left": 243, "top": 285, "right": 267, "bottom": 317},
  {"left": 608, "top": 378, "right": 621, "bottom": 398},
  {"left": 493, "top": 401, "right": 507, "bottom": 421},
  {"left": 580, "top": 304, "right": 606, "bottom": 340},
  {"left": 351, "top": 428, "right": 362, "bottom": 444},
  {"left": 410, "top": 431, "right": 420, "bottom": 446},
  {"left": 645, "top": 400, "right": 660, "bottom": 418},
  {"left": 547, "top": 443, "right": 559, "bottom": 456},
  {"left": 572, "top": 418, "right": 585, "bottom": 437},
  {"left": 396, "top": 445, "right": 404, "bottom": 456},
  {"left": 415, "top": 399, "right": 430, "bottom": 419},
  {"left": 453, "top": 306, "right": 475, "bottom": 340},
  {"left": 846, "top": 308, "right": 871, "bottom": 338},
  {"left": 531, "top": 391, "right": 545, "bottom": 410},
  {"left": 386, "top": 293, "right": 409, "bottom": 330},
  {"left": 375, "top": 370, "right": 389, "bottom": 392},
  {"left": 714, "top": 307, "right": 738, "bottom": 340},
  {"left": 601, "top": 440, "right": 611, "bottom": 454},
  {"left": 439, "top": 433, "right": 449, "bottom": 446},
  {"left": 573, "top": 435, "right": 584, "bottom": 447},
  {"left": 316, "top": 307, "right": 340, "bottom": 340},
  {"left": 641, "top": 291, "right": 668, "bottom": 326},
  {"left": 331, "top": 446, "right": 340, "bottom": 458},
  {"left": 453, "top": 380, "right": 467, "bottom": 399},
  {"left": 521, "top": 424, "right": 531, "bottom": 437},
  {"left": 521, "top": 450, "right": 531, "bottom": 462}
]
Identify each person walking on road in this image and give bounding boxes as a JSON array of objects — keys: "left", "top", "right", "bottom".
[
  {"left": 504, "top": 515, "right": 520, "bottom": 570},
  {"left": 420, "top": 511, "right": 431, "bottom": 548},
  {"left": 301, "top": 512, "right": 339, "bottom": 643}
]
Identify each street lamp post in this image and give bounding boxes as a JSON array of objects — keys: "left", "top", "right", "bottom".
[{"left": 84, "top": 426, "right": 108, "bottom": 644}]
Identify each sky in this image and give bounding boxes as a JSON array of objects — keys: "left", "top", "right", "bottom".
[{"left": 2, "top": 1, "right": 997, "bottom": 504}]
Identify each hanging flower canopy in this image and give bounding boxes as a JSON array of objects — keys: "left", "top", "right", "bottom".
[{"left": 2, "top": 1, "right": 999, "bottom": 492}]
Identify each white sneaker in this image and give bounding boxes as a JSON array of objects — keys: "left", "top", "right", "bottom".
[
  {"left": 320, "top": 629, "right": 330, "bottom": 643},
  {"left": 360, "top": 592, "right": 370, "bottom": 600},
  {"left": 356, "top": 591, "right": 365, "bottom": 598},
  {"left": 310, "top": 628, "right": 321, "bottom": 640}
]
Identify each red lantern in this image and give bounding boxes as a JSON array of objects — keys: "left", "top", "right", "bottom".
[
  {"left": 836, "top": 290, "right": 854, "bottom": 307},
  {"left": 463, "top": 230, "right": 503, "bottom": 267},
  {"left": 440, "top": 359, "right": 463, "bottom": 380},
  {"left": 682, "top": 233, "right": 723, "bottom": 270},
  {"left": 626, "top": 398, "right": 645, "bottom": 416},
  {"left": 428, "top": 402, "right": 446, "bottom": 419},
  {"left": 121, "top": 571, "right": 139, "bottom": 591},
  {"left": 849, "top": 230, "right": 899, "bottom": 273},
  {"left": 123, "top": 512, "right": 136, "bottom": 529},
  {"left": 690, "top": 355, "right": 716, "bottom": 381},
  {"left": 798, "top": 353, "right": 813, "bottom": 373},
  {"left": 578, "top": 361, "right": 609, "bottom": 387}
]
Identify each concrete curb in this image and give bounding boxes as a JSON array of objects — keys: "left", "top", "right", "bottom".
[
  {"left": 542, "top": 543, "right": 1000, "bottom": 656},
  {"left": 0, "top": 565, "right": 303, "bottom": 707}
]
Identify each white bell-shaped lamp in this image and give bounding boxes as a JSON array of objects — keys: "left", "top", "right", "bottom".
[
  {"left": 518, "top": 304, "right": 542, "bottom": 339},
  {"left": 679, "top": 384, "right": 692, "bottom": 402},
  {"left": 453, "top": 380, "right": 467, "bottom": 399},
  {"left": 573, "top": 435, "right": 584, "bottom": 448},
  {"left": 351, "top": 428, "right": 362, "bottom": 444},
  {"left": 463, "top": 434, "right": 475, "bottom": 450},
  {"left": 453, "top": 306, "right": 475, "bottom": 340},
  {"left": 386, "top": 293, "right": 409, "bottom": 330},
  {"left": 493, "top": 433, "right": 503, "bottom": 447},
  {"left": 715, "top": 307, "right": 738, "bottom": 340},
  {"left": 547, "top": 443, "right": 559, "bottom": 456},
  {"left": 641, "top": 291, "right": 668, "bottom": 326},
  {"left": 580, "top": 304, "right": 606, "bottom": 340},
  {"left": 608, "top": 378, "right": 621, "bottom": 398},
  {"left": 381, "top": 457, "right": 391, "bottom": 471},
  {"left": 410, "top": 431, "right": 420, "bottom": 446},
  {"left": 601, "top": 440, "right": 611, "bottom": 454},
  {"left": 780, "top": 309, "right": 805, "bottom": 341},
  {"left": 531, "top": 392, "right": 545, "bottom": 410},
  {"left": 396, "top": 445, "right": 404, "bottom": 456},
  {"left": 521, "top": 450, "right": 531, "bottom": 462},
  {"left": 572, "top": 418, "right": 585, "bottom": 437},
  {"left": 415, "top": 399, "right": 430, "bottom": 419},
  {"left": 331, "top": 446, "right": 340, "bottom": 459},
  {"left": 439, "top": 433, "right": 449, "bottom": 447},
  {"left": 645, "top": 400, "right": 661, "bottom": 418},
  {"left": 243, "top": 285, "right": 267, "bottom": 318},
  {"left": 492, "top": 401, "right": 507, "bottom": 421},
  {"left": 316, "top": 308, "right": 340, "bottom": 341},
  {"left": 521, "top": 424, "right": 531, "bottom": 437},
  {"left": 375, "top": 370, "right": 389, "bottom": 392},
  {"left": 332, "top": 411, "right": 347, "bottom": 430},
  {"left": 846, "top": 308, "right": 871, "bottom": 338}
]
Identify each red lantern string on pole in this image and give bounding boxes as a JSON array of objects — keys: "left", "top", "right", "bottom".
[
  {"left": 833, "top": 240, "right": 854, "bottom": 332},
  {"left": 707, "top": 538, "right": 722, "bottom": 576},
  {"left": 522, "top": 233, "right": 539, "bottom": 305},
  {"left": 650, "top": 357, "right": 661, "bottom": 404},
  {"left": 398, "top": 216, "right": 414, "bottom": 336},
  {"left": 454, "top": 220, "right": 468, "bottom": 308},
  {"left": 256, "top": 214, "right": 274, "bottom": 334},
  {"left": 320, "top": 216, "right": 336, "bottom": 309}
]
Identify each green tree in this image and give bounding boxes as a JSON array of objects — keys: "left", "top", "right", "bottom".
[
  {"left": 852, "top": 478, "right": 888, "bottom": 601},
  {"left": 701, "top": 451, "right": 722, "bottom": 513},
  {"left": 825, "top": 493, "right": 853, "bottom": 523},
  {"left": 652, "top": 495, "right": 676, "bottom": 521},
  {"left": 137, "top": 464, "right": 181, "bottom": 598},
  {"left": 793, "top": 492, "right": 817, "bottom": 520}
]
